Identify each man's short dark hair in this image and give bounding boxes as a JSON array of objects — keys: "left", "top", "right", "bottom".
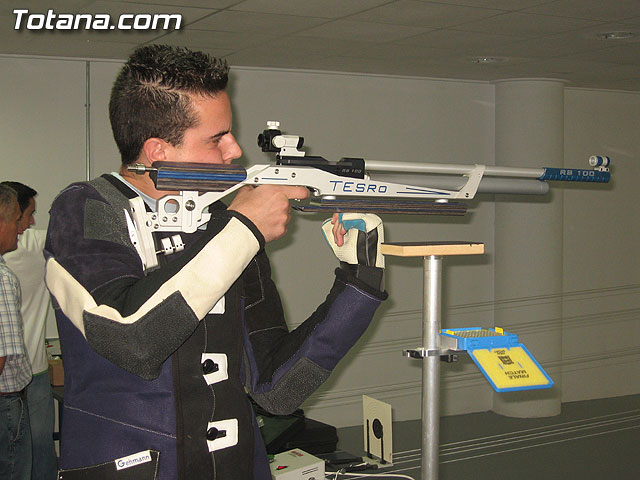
[
  {"left": 0, "top": 181, "right": 37, "bottom": 212},
  {"left": 109, "top": 44, "right": 230, "bottom": 166},
  {"left": 0, "top": 184, "right": 18, "bottom": 222}
]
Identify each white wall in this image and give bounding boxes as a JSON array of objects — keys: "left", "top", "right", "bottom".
[
  {"left": 1, "top": 57, "right": 87, "bottom": 225},
  {"left": 89, "top": 61, "right": 125, "bottom": 179},
  {"left": 1, "top": 54, "right": 638, "bottom": 428},
  {"left": 562, "top": 88, "right": 640, "bottom": 402}
]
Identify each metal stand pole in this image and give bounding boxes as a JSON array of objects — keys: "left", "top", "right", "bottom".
[
  {"left": 422, "top": 255, "right": 442, "bottom": 480},
  {"left": 382, "top": 241, "right": 484, "bottom": 480}
]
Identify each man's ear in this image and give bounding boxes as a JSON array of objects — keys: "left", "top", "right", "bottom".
[{"left": 141, "top": 138, "right": 169, "bottom": 164}]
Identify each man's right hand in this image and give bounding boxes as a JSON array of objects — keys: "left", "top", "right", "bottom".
[{"left": 229, "top": 185, "right": 309, "bottom": 243}]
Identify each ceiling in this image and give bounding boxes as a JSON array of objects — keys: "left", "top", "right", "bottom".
[{"left": 1, "top": 0, "right": 639, "bottom": 91}]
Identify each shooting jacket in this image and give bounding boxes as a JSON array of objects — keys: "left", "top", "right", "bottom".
[{"left": 45, "top": 175, "right": 386, "bottom": 480}]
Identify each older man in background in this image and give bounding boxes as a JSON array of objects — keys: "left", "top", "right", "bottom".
[
  {"left": 3, "top": 181, "right": 57, "bottom": 480},
  {"left": 0, "top": 184, "right": 33, "bottom": 480}
]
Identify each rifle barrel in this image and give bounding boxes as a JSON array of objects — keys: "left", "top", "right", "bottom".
[
  {"left": 365, "top": 161, "right": 544, "bottom": 178},
  {"left": 365, "top": 161, "right": 609, "bottom": 183}
]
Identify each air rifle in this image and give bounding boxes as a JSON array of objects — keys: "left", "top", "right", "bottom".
[{"left": 126, "top": 121, "right": 611, "bottom": 270}]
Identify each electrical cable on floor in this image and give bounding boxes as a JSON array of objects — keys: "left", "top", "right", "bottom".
[{"left": 326, "top": 471, "right": 415, "bottom": 480}]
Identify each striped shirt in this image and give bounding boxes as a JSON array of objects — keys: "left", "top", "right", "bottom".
[
  {"left": 4, "top": 229, "right": 53, "bottom": 375},
  {"left": 0, "top": 255, "right": 32, "bottom": 392}
]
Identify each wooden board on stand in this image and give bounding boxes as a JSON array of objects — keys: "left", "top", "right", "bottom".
[{"left": 381, "top": 242, "right": 484, "bottom": 257}]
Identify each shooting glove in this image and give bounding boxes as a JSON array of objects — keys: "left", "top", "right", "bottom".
[{"left": 322, "top": 213, "right": 385, "bottom": 291}]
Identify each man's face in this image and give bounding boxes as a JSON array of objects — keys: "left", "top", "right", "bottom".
[
  {"left": 0, "top": 200, "right": 21, "bottom": 254},
  {"left": 164, "top": 91, "right": 242, "bottom": 167},
  {"left": 18, "top": 197, "right": 35, "bottom": 234}
]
